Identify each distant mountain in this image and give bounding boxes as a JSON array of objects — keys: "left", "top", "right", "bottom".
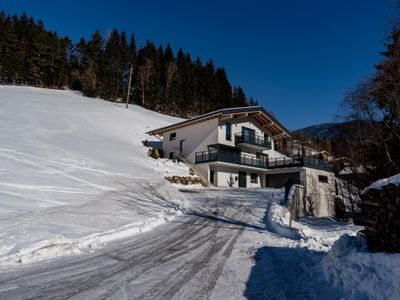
[{"left": 293, "top": 122, "right": 353, "bottom": 143}]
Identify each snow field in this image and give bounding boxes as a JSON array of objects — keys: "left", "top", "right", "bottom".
[
  {"left": 0, "top": 86, "right": 189, "bottom": 267},
  {"left": 322, "top": 234, "right": 400, "bottom": 299}
]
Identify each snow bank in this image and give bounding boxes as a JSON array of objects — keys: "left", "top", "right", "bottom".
[
  {"left": 362, "top": 173, "right": 400, "bottom": 194},
  {"left": 322, "top": 234, "right": 400, "bottom": 299},
  {"left": 0, "top": 86, "right": 191, "bottom": 267},
  {"left": 265, "top": 201, "right": 304, "bottom": 240},
  {"left": 264, "top": 189, "right": 361, "bottom": 250},
  {"left": 0, "top": 210, "right": 178, "bottom": 267}
]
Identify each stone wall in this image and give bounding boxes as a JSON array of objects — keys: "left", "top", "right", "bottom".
[{"left": 356, "top": 183, "right": 400, "bottom": 252}]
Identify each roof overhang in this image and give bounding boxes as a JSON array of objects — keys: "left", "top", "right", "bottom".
[{"left": 146, "top": 106, "right": 291, "bottom": 139}]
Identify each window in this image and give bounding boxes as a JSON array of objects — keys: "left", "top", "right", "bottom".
[
  {"left": 250, "top": 173, "right": 258, "bottom": 183},
  {"left": 319, "top": 175, "right": 328, "bottom": 183},
  {"left": 256, "top": 152, "right": 268, "bottom": 166},
  {"left": 256, "top": 152, "right": 268, "bottom": 161},
  {"left": 169, "top": 152, "right": 175, "bottom": 159},
  {"left": 226, "top": 122, "right": 232, "bottom": 141},
  {"left": 169, "top": 132, "right": 176, "bottom": 141},
  {"left": 242, "top": 127, "right": 255, "bottom": 137}
]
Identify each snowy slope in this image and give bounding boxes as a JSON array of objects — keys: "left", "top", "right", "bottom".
[{"left": 0, "top": 86, "right": 190, "bottom": 267}]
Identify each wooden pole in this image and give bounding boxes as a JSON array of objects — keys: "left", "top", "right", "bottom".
[{"left": 126, "top": 66, "right": 133, "bottom": 109}]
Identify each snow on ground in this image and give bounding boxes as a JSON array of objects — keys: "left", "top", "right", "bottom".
[
  {"left": 321, "top": 172, "right": 400, "bottom": 300},
  {"left": 322, "top": 234, "right": 400, "bottom": 299},
  {"left": 205, "top": 188, "right": 362, "bottom": 299},
  {"left": 0, "top": 86, "right": 191, "bottom": 267},
  {"left": 262, "top": 192, "right": 360, "bottom": 251}
]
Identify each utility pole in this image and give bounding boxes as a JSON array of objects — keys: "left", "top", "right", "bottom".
[{"left": 126, "top": 66, "right": 133, "bottom": 109}]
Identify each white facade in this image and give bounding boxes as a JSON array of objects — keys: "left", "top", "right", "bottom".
[{"left": 162, "top": 118, "right": 219, "bottom": 163}]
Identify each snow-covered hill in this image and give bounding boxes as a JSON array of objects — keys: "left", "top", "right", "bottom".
[{"left": 0, "top": 86, "right": 190, "bottom": 267}]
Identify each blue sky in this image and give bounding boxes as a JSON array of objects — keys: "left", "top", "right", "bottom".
[{"left": 0, "top": 0, "right": 396, "bottom": 129}]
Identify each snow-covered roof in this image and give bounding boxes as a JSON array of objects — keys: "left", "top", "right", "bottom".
[{"left": 147, "top": 106, "right": 291, "bottom": 138}]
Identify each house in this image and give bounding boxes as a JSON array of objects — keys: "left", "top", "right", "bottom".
[{"left": 148, "top": 106, "right": 336, "bottom": 217}]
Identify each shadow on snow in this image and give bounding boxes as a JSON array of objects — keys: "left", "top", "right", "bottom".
[{"left": 244, "top": 246, "right": 345, "bottom": 300}]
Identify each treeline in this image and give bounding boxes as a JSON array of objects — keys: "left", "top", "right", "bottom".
[
  {"left": 0, "top": 11, "right": 257, "bottom": 117},
  {"left": 338, "top": 17, "right": 400, "bottom": 188}
]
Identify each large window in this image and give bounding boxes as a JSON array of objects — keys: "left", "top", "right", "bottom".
[
  {"left": 226, "top": 122, "right": 232, "bottom": 141},
  {"left": 242, "top": 127, "right": 255, "bottom": 137},
  {"left": 169, "top": 132, "right": 176, "bottom": 141},
  {"left": 250, "top": 173, "right": 258, "bottom": 183}
]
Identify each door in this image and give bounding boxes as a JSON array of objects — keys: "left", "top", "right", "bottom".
[
  {"left": 256, "top": 152, "right": 268, "bottom": 167},
  {"left": 210, "top": 170, "right": 214, "bottom": 185},
  {"left": 238, "top": 171, "right": 247, "bottom": 188},
  {"left": 179, "top": 139, "right": 184, "bottom": 157}
]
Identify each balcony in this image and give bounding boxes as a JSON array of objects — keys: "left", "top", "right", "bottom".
[
  {"left": 267, "top": 155, "right": 334, "bottom": 171},
  {"left": 195, "top": 149, "right": 268, "bottom": 169},
  {"left": 235, "top": 133, "right": 271, "bottom": 149},
  {"left": 195, "top": 150, "right": 334, "bottom": 172}
]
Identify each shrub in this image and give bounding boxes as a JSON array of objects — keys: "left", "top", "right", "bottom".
[{"left": 148, "top": 148, "right": 159, "bottom": 159}]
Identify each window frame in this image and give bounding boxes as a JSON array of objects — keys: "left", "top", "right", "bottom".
[
  {"left": 169, "top": 132, "right": 176, "bottom": 141},
  {"left": 318, "top": 175, "right": 328, "bottom": 183},
  {"left": 225, "top": 122, "right": 232, "bottom": 141},
  {"left": 242, "top": 126, "right": 255, "bottom": 137}
]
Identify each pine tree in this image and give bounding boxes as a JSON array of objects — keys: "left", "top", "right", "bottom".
[
  {"left": 78, "top": 30, "right": 103, "bottom": 97},
  {"left": 126, "top": 33, "right": 137, "bottom": 103},
  {"left": 0, "top": 11, "right": 254, "bottom": 118}
]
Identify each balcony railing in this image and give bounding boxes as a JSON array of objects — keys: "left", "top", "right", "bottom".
[
  {"left": 302, "top": 156, "right": 335, "bottom": 171},
  {"left": 195, "top": 150, "right": 334, "bottom": 172},
  {"left": 267, "top": 155, "right": 303, "bottom": 169},
  {"left": 195, "top": 149, "right": 268, "bottom": 169},
  {"left": 235, "top": 133, "right": 271, "bottom": 149}
]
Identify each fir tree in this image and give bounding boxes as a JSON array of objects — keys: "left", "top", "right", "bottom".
[{"left": 0, "top": 11, "right": 253, "bottom": 118}]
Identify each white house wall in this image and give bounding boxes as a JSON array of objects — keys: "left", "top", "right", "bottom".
[
  {"left": 162, "top": 118, "right": 219, "bottom": 163},
  {"left": 210, "top": 164, "right": 263, "bottom": 188},
  {"left": 217, "top": 117, "right": 282, "bottom": 158}
]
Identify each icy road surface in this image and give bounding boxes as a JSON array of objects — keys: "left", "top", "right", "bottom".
[{"left": 0, "top": 189, "right": 358, "bottom": 300}]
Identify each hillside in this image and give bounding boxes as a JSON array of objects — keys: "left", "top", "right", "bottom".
[
  {"left": 293, "top": 122, "right": 352, "bottom": 143},
  {"left": 0, "top": 86, "right": 191, "bottom": 267}
]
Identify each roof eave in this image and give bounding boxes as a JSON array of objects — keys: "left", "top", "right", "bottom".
[{"left": 146, "top": 106, "right": 291, "bottom": 138}]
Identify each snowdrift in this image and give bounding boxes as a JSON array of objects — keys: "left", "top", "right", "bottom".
[{"left": 322, "top": 234, "right": 400, "bottom": 299}]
